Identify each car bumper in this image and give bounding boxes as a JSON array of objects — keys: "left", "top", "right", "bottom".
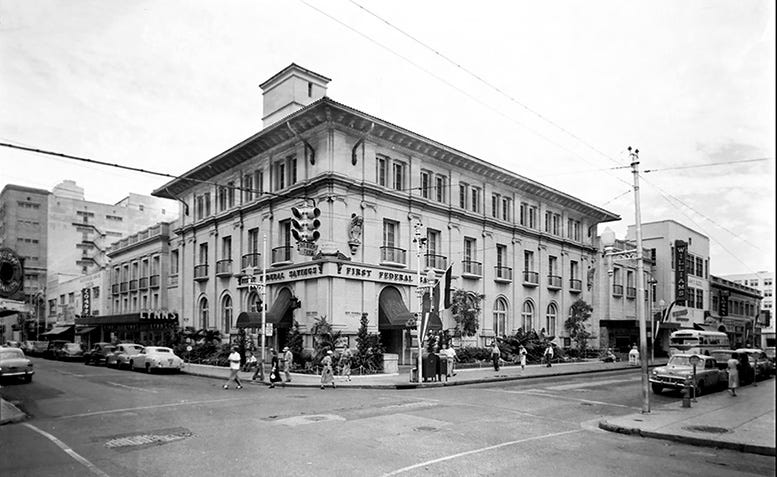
[
  {"left": 0, "top": 370, "right": 34, "bottom": 378},
  {"left": 649, "top": 376, "right": 689, "bottom": 389}
]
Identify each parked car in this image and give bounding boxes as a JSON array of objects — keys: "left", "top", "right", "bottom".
[
  {"left": 2, "top": 340, "right": 21, "bottom": 348},
  {"left": 56, "top": 343, "right": 85, "bottom": 361},
  {"left": 0, "top": 347, "right": 34, "bottom": 383},
  {"left": 22, "top": 341, "right": 49, "bottom": 356},
  {"left": 83, "top": 343, "right": 117, "bottom": 365},
  {"left": 734, "top": 348, "right": 774, "bottom": 380},
  {"left": 107, "top": 343, "right": 144, "bottom": 369},
  {"left": 649, "top": 353, "right": 726, "bottom": 395},
  {"left": 44, "top": 340, "right": 69, "bottom": 359},
  {"left": 708, "top": 349, "right": 756, "bottom": 385},
  {"left": 129, "top": 346, "right": 184, "bottom": 373}
]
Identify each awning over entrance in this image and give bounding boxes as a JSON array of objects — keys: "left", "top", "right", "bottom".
[
  {"left": 379, "top": 287, "right": 414, "bottom": 329},
  {"left": 76, "top": 326, "right": 97, "bottom": 335},
  {"left": 41, "top": 325, "right": 74, "bottom": 336},
  {"left": 236, "top": 289, "right": 294, "bottom": 328}
]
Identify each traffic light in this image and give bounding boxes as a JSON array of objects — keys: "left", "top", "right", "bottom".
[{"left": 291, "top": 205, "right": 321, "bottom": 243}]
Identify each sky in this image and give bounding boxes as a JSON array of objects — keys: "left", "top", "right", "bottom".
[{"left": 1, "top": 0, "right": 774, "bottom": 277}]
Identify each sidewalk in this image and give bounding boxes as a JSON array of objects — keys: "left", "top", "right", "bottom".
[{"left": 599, "top": 379, "right": 776, "bottom": 456}]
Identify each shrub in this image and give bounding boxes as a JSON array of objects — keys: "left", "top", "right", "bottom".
[{"left": 456, "top": 347, "right": 492, "bottom": 363}]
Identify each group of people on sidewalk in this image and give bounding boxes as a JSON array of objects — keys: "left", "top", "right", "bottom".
[
  {"left": 223, "top": 345, "right": 294, "bottom": 390},
  {"left": 490, "top": 341, "right": 550, "bottom": 372}
]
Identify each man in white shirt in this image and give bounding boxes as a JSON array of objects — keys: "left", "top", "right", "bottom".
[
  {"left": 543, "top": 343, "right": 554, "bottom": 367},
  {"left": 224, "top": 346, "right": 243, "bottom": 390}
]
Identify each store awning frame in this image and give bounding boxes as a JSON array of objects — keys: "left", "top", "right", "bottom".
[
  {"left": 236, "top": 289, "right": 295, "bottom": 329},
  {"left": 41, "top": 325, "right": 74, "bottom": 336},
  {"left": 379, "top": 287, "right": 415, "bottom": 329},
  {"left": 76, "top": 326, "right": 97, "bottom": 335}
]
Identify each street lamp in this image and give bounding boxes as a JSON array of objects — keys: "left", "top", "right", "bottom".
[
  {"left": 244, "top": 235, "right": 267, "bottom": 382},
  {"left": 601, "top": 146, "right": 650, "bottom": 414},
  {"left": 413, "top": 220, "right": 430, "bottom": 383}
]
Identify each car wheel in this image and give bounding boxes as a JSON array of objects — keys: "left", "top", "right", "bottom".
[
  {"left": 695, "top": 381, "right": 705, "bottom": 397},
  {"left": 651, "top": 383, "right": 663, "bottom": 394},
  {"left": 145, "top": 364, "right": 152, "bottom": 374},
  {"left": 23, "top": 375, "right": 32, "bottom": 383}
]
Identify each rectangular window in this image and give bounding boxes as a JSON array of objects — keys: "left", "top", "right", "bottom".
[
  {"left": 383, "top": 220, "right": 397, "bottom": 247},
  {"left": 427, "top": 229, "right": 440, "bottom": 256},
  {"left": 696, "top": 289, "right": 704, "bottom": 309},
  {"left": 570, "top": 260, "right": 579, "bottom": 280},
  {"left": 548, "top": 256, "right": 558, "bottom": 276},
  {"left": 204, "top": 192, "right": 211, "bottom": 217},
  {"left": 695, "top": 257, "right": 704, "bottom": 277},
  {"left": 227, "top": 181, "right": 235, "bottom": 208},
  {"left": 567, "top": 219, "right": 580, "bottom": 240},
  {"left": 613, "top": 268, "right": 622, "bottom": 286},
  {"left": 218, "top": 186, "right": 227, "bottom": 212},
  {"left": 248, "top": 228, "right": 259, "bottom": 254},
  {"left": 435, "top": 175, "right": 446, "bottom": 203},
  {"left": 243, "top": 174, "right": 254, "bottom": 202},
  {"left": 420, "top": 171, "right": 431, "bottom": 199},
  {"left": 502, "top": 197, "right": 511, "bottom": 222},
  {"left": 528, "top": 206, "right": 536, "bottom": 229},
  {"left": 492, "top": 194, "right": 500, "bottom": 218},
  {"left": 471, "top": 187, "right": 480, "bottom": 213},
  {"left": 222, "top": 236, "right": 232, "bottom": 260},
  {"left": 459, "top": 183, "right": 468, "bottom": 209},
  {"left": 496, "top": 244, "right": 506, "bottom": 268},
  {"left": 199, "top": 243, "right": 209, "bottom": 265},
  {"left": 254, "top": 170, "right": 264, "bottom": 198},
  {"left": 289, "top": 156, "right": 297, "bottom": 185},
  {"left": 376, "top": 156, "right": 387, "bottom": 186},
  {"left": 196, "top": 195, "right": 204, "bottom": 220},
  {"left": 545, "top": 211, "right": 552, "bottom": 233},
  {"left": 279, "top": 220, "right": 291, "bottom": 248},
  {"left": 275, "top": 161, "right": 286, "bottom": 190},
  {"left": 170, "top": 250, "right": 179, "bottom": 275},
  {"left": 392, "top": 162, "right": 404, "bottom": 191},
  {"left": 463, "top": 237, "right": 476, "bottom": 262},
  {"left": 524, "top": 250, "right": 534, "bottom": 272}
]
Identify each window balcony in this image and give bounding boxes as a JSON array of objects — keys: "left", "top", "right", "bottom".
[
  {"left": 216, "top": 259, "right": 233, "bottom": 277},
  {"left": 425, "top": 253, "right": 447, "bottom": 270},
  {"left": 461, "top": 260, "right": 482, "bottom": 277},
  {"left": 569, "top": 278, "right": 582, "bottom": 293},
  {"left": 129, "top": 279, "right": 138, "bottom": 292},
  {"left": 612, "top": 284, "right": 624, "bottom": 297},
  {"left": 120, "top": 281, "right": 129, "bottom": 293},
  {"left": 522, "top": 270, "right": 539, "bottom": 287},
  {"left": 380, "top": 246, "right": 406, "bottom": 266},
  {"left": 626, "top": 286, "right": 637, "bottom": 299},
  {"left": 241, "top": 253, "right": 261, "bottom": 270},
  {"left": 494, "top": 266, "right": 512, "bottom": 282},
  {"left": 194, "top": 264, "right": 209, "bottom": 281},
  {"left": 111, "top": 284, "right": 119, "bottom": 295},
  {"left": 271, "top": 246, "right": 293, "bottom": 266},
  {"left": 138, "top": 277, "right": 149, "bottom": 290},
  {"left": 547, "top": 275, "right": 562, "bottom": 290},
  {"left": 150, "top": 274, "right": 160, "bottom": 288}
]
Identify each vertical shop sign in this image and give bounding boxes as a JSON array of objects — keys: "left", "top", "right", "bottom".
[
  {"left": 81, "top": 287, "right": 91, "bottom": 317},
  {"left": 674, "top": 240, "right": 688, "bottom": 305}
]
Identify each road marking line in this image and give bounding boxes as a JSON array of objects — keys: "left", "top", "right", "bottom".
[
  {"left": 382, "top": 429, "right": 582, "bottom": 476},
  {"left": 22, "top": 423, "right": 110, "bottom": 477},
  {"left": 488, "top": 389, "right": 637, "bottom": 410},
  {"left": 57, "top": 397, "right": 254, "bottom": 419},
  {"left": 545, "top": 376, "right": 642, "bottom": 391},
  {"left": 105, "top": 382, "right": 158, "bottom": 393}
]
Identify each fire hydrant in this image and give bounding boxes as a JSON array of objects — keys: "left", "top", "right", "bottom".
[{"left": 681, "top": 377, "right": 692, "bottom": 408}]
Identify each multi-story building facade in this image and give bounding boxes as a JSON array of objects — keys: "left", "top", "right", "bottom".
[
  {"left": 152, "top": 64, "right": 619, "bottom": 364},
  {"left": 718, "top": 271, "right": 772, "bottom": 350},
  {"left": 708, "top": 275, "right": 762, "bottom": 348},
  {"left": 74, "top": 221, "right": 181, "bottom": 345},
  {"left": 44, "top": 269, "right": 110, "bottom": 345}
]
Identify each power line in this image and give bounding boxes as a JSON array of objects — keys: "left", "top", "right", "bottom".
[
  {"left": 643, "top": 157, "right": 771, "bottom": 173},
  {"left": 297, "top": 0, "right": 633, "bottom": 189}
]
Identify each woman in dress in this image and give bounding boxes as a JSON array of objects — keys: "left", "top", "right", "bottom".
[
  {"left": 269, "top": 349, "right": 283, "bottom": 389},
  {"left": 339, "top": 348, "right": 352, "bottom": 382},
  {"left": 320, "top": 350, "right": 336, "bottom": 389},
  {"left": 727, "top": 353, "right": 740, "bottom": 396}
]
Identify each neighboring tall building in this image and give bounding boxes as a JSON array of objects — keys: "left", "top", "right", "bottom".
[
  {"left": 152, "top": 64, "right": 619, "bottom": 364},
  {"left": 720, "top": 271, "right": 773, "bottom": 350}
]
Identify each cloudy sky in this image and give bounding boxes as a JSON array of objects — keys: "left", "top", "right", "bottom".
[{"left": 1, "top": 0, "right": 774, "bottom": 276}]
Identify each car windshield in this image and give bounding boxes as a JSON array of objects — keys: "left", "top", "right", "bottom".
[
  {"left": 152, "top": 349, "right": 171, "bottom": 353},
  {"left": 65, "top": 344, "right": 80, "bottom": 351},
  {"left": 668, "top": 356, "right": 692, "bottom": 366},
  {"left": 0, "top": 349, "right": 24, "bottom": 359},
  {"left": 103, "top": 346, "right": 116, "bottom": 352}
]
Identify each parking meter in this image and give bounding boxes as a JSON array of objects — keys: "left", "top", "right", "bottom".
[{"left": 689, "top": 354, "right": 700, "bottom": 402}]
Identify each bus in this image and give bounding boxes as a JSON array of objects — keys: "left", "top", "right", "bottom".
[{"left": 668, "top": 330, "right": 730, "bottom": 356}]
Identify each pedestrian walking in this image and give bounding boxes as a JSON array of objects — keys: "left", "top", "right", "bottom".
[
  {"left": 269, "top": 348, "right": 283, "bottom": 388},
  {"left": 339, "top": 348, "right": 353, "bottom": 382},
  {"left": 491, "top": 341, "right": 501, "bottom": 372},
  {"left": 628, "top": 344, "right": 640, "bottom": 366},
  {"left": 518, "top": 345, "right": 527, "bottom": 371},
  {"left": 223, "top": 346, "right": 243, "bottom": 390},
  {"left": 543, "top": 343, "right": 554, "bottom": 367},
  {"left": 441, "top": 343, "right": 457, "bottom": 377},
  {"left": 282, "top": 346, "right": 294, "bottom": 383},
  {"left": 727, "top": 353, "right": 740, "bottom": 396},
  {"left": 320, "top": 350, "right": 336, "bottom": 389},
  {"left": 244, "top": 350, "right": 258, "bottom": 372}
]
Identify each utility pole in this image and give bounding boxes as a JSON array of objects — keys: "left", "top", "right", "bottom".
[
  {"left": 413, "top": 220, "right": 427, "bottom": 383},
  {"left": 630, "top": 146, "right": 650, "bottom": 414}
]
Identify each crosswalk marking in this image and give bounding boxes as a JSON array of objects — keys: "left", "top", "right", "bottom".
[{"left": 545, "top": 376, "right": 642, "bottom": 391}]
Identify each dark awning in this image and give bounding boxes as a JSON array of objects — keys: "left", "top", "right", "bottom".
[
  {"left": 76, "top": 326, "right": 97, "bottom": 335},
  {"left": 236, "top": 289, "right": 294, "bottom": 328},
  {"left": 693, "top": 323, "right": 718, "bottom": 331},
  {"left": 423, "top": 312, "right": 442, "bottom": 332},
  {"left": 41, "top": 325, "right": 74, "bottom": 336},
  {"left": 379, "top": 287, "right": 414, "bottom": 329}
]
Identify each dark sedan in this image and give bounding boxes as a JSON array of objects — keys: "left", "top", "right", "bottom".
[{"left": 84, "top": 343, "right": 117, "bottom": 365}]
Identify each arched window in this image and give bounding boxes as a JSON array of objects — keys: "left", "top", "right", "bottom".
[
  {"left": 248, "top": 291, "right": 261, "bottom": 313},
  {"left": 521, "top": 300, "right": 535, "bottom": 330},
  {"left": 199, "top": 297, "right": 209, "bottom": 329},
  {"left": 222, "top": 294, "right": 233, "bottom": 334},
  {"left": 493, "top": 297, "right": 508, "bottom": 337},
  {"left": 546, "top": 303, "right": 558, "bottom": 336}
]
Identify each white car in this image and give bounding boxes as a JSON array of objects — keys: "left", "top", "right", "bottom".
[
  {"left": 0, "top": 347, "right": 34, "bottom": 383},
  {"left": 129, "top": 347, "right": 184, "bottom": 373},
  {"left": 107, "top": 343, "right": 144, "bottom": 369}
]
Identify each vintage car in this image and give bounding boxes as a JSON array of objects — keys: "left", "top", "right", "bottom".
[
  {"left": 106, "top": 343, "right": 144, "bottom": 369},
  {"left": 649, "top": 353, "right": 725, "bottom": 395},
  {"left": 57, "top": 343, "right": 85, "bottom": 361},
  {"left": 0, "top": 347, "right": 34, "bottom": 383},
  {"left": 44, "top": 340, "right": 69, "bottom": 359},
  {"left": 83, "top": 343, "right": 117, "bottom": 366},
  {"left": 709, "top": 349, "right": 756, "bottom": 385},
  {"left": 734, "top": 348, "right": 775, "bottom": 380},
  {"left": 129, "top": 346, "right": 184, "bottom": 373}
]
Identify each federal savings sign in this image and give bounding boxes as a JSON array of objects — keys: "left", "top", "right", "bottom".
[{"left": 248, "top": 263, "right": 431, "bottom": 286}]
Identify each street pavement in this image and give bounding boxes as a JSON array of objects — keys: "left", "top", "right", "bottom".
[{"left": 2, "top": 357, "right": 775, "bottom": 457}]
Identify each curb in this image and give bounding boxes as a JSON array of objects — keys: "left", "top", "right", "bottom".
[
  {"left": 598, "top": 419, "right": 776, "bottom": 457},
  {"left": 0, "top": 399, "right": 28, "bottom": 426}
]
